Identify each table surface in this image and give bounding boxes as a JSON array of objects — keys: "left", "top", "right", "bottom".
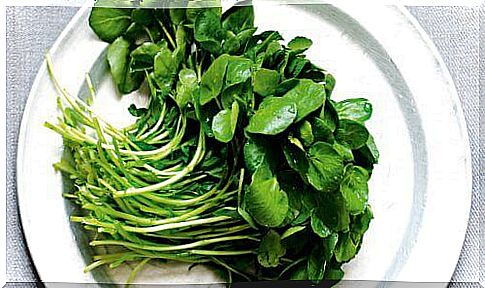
[{"left": 6, "top": 5, "right": 483, "bottom": 286}]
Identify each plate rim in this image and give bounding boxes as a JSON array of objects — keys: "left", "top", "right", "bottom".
[{"left": 16, "top": 3, "right": 472, "bottom": 285}]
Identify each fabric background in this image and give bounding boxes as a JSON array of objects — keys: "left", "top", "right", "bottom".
[{"left": 5, "top": 5, "right": 483, "bottom": 286}]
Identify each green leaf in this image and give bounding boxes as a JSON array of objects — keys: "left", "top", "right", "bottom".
[
  {"left": 297, "top": 120, "right": 314, "bottom": 146},
  {"left": 175, "top": 68, "right": 197, "bottom": 108},
  {"left": 169, "top": 9, "right": 186, "bottom": 25},
  {"left": 351, "top": 205, "right": 373, "bottom": 244},
  {"left": 257, "top": 230, "right": 286, "bottom": 268},
  {"left": 246, "top": 97, "right": 297, "bottom": 135},
  {"left": 288, "top": 36, "right": 313, "bottom": 53},
  {"left": 254, "top": 68, "right": 279, "bottom": 97},
  {"left": 282, "top": 79, "right": 326, "bottom": 122},
  {"left": 282, "top": 139, "right": 309, "bottom": 177},
  {"left": 131, "top": 9, "right": 153, "bottom": 26},
  {"left": 243, "top": 136, "right": 273, "bottom": 174},
  {"left": 244, "top": 165, "right": 289, "bottom": 227},
  {"left": 128, "top": 104, "right": 147, "bottom": 117},
  {"left": 325, "top": 267, "right": 344, "bottom": 281},
  {"left": 289, "top": 263, "right": 308, "bottom": 280},
  {"left": 340, "top": 166, "right": 369, "bottom": 215},
  {"left": 335, "top": 119, "right": 369, "bottom": 149},
  {"left": 281, "top": 226, "right": 306, "bottom": 240},
  {"left": 199, "top": 54, "right": 229, "bottom": 105},
  {"left": 315, "top": 193, "right": 350, "bottom": 232},
  {"left": 322, "top": 233, "right": 339, "bottom": 260},
  {"left": 333, "top": 142, "right": 354, "bottom": 162},
  {"left": 324, "top": 73, "right": 336, "bottom": 97},
  {"left": 212, "top": 102, "right": 239, "bottom": 143},
  {"left": 222, "top": 5, "right": 254, "bottom": 34},
  {"left": 224, "top": 56, "right": 253, "bottom": 88},
  {"left": 307, "top": 244, "right": 326, "bottom": 282},
  {"left": 89, "top": 8, "right": 132, "bottom": 43},
  {"left": 311, "top": 209, "right": 332, "bottom": 238},
  {"left": 319, "top": 100, "right": 339, "bottom": 132},
  {"left": 130, "top": 42, "right": 160, "bottom": 70},
  {"left": 335, "top": 233, "right": 357, "bottom": 263},
  {"left": 286, "top": 56, "right": 309, "bottom": 78},
  {"left": 223, "top": 31, "right": 240, "bottom": 54},
  {"left": 334, "top": 98, "right": 373, "bottom": 123},
  {"left": 153, "top": 44, "right": 175, "bottom": 80},
  {"left": 306, "top": 142, "right": 344, "bottom": 193},
  {"left": 107, "top": 37, "right": 144, "bottom": 94},
  {"left": 194, "top": 9, "right": 225, "bottom": 54}
]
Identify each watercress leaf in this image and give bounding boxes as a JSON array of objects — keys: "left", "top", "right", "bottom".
[
  {"left": 318, "top": 193, "right": 350, "bottom": 232},
  {"left": 222, "top": 5, "right": 254, "bottom": 34},
  {"left": 282, "top": 79, "right": 326, "bottom": 122},
  {"left": 334, "top": 98, "right": 373, "bottom": 123},
  {"left": 193, "top": 87, "right": 218, "bottom": 137},
  {"left": 307, "top": 244, "right": 326, "bottom": 282},
  {"left": 281, "top": 226, "right": 306, "bottom": 240},
  {"left": 289, "top": 263, "right": 308, "bottom": 280},
  {"left": 333, "top": 142, "right": 354, "bottom": 162},
  {"left": 322, "top": 233, "right": 339, "bottom": 260},
  {"left": 236, "top": 28, "right": 257, "bottom": 51},
  {"left": 131, "top": 9, "right": 154, "bottom": 26},
  {"left": 353, "top": 135, "right": 379, "bottom": 170},
  {"left": 340, "top": 166, "right": 369, "bottom": 215},
  {"left": 297, "top": 120, "right": 314, "bottom": 146},
  {"left": 263, "top": 40, "right": 283, "bottom": 67},
  {"left": 282, "top": 139, "right": 309, "bottom": 177},
  {"left": 324, "top": 73, "right": 336, "bottom": 97},
  {"left": 245, "top": 166, "right": 289, "bottom": 227},
  {"left": 243, "top": 136, "right": 273, "bottom": 174},
  {"left": 351, "top": 205, "right": 373, "bottom": 245},
  {"left": 173, "top": 25, "right": 188, "bottom": 67},
  {"left": 212, "top": 101, "right": 239, "bottom": 143},
  {"left": 194, "top": 9, "right": 225, "bottom": 54},
  {"left": 311, "top": 209, "right": 332, "bottom": 238},
  {"left": 254, "top": 68, "right": 279, "bottom": 97},
  {"left": 319, "top": 99, "right": 339, "bottom": 132},
  {"left": 199, "top": 54, "right": 229, "bottom": 105},
  {"left": 335, "top": 119, "right": 369, "bottom": 149},
  {"left": 246, "top": 97, "right": 297, "bottom": 135},
  {"left": 169, "top": 9, "right": 186, "bottom": 25},
  {"left": 175, "top": 68, "right": 197, "bottom": 108},
  {"left": 326, "top": 268, "right": 345, "bottom": 282},
  {"left": 288, "top": 36, "right": 313, "bottom": 53},
  {"left": 306, "top": 142, "right": 344, "bottom": 193},
  {"left": 107, "top": 37, "right": 144, "bottom": 94},
  {"left": 154, "top": 44, "right": 175, "bottom": 80},
  {"left": 335, "top": 233, "right": 357, "bottom": 263},
  {"left": 274, "top": 78, "right": 299, "bottom": 96},
  {"left": 130, "top": 42, "right": 160, "bottom": 70},
  {"left": 223, "top": 31, "right": 241, "bottom": 54},
  {"left": 128, "top": 104, "right": 147, "bottom": 117},
  {"left": 89, "top": 8, "right": 132, "bottom": 43},
  {"left": 257, "top": 230, "right": 286, "bottom": 268},
  {"left": 286, "top": 56, "right": 310, "bottom": 78},
  {"left": 224, "top": 56, "right": 253, "bottom": 88}
]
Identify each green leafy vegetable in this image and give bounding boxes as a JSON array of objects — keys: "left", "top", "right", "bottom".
[
  {"left": 89, "top": 8, "right": 132, "bottom": 43},
  {"left": 212, "top": 101, "right": 239, "bottom": 143},
  {"left": 244, "top": 165, "right": 289, "bottom": 227},
  {"left": 246, "top": 97, "right": 297, "bottom": 135},
  {"left": 257, "top": 230, "right": 286, "bottom": 268},
  {"left": 107, "top": 37, "right": 144, "bottom": 94},
  {"left": 46, "top": 3, "right": 380, "bottom": 285}
]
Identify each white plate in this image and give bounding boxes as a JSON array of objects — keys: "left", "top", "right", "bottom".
[{"left": 17, "top": 3, "right": 472, "bottom": 286}]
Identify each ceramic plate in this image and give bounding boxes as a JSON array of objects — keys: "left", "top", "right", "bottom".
[{"left": 17, "top": 3, "right": 472, "bottom": 286}]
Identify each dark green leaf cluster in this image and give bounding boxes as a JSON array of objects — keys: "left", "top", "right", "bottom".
[{"left": 52, "top": 3, "right": 383, "bottom": 284}]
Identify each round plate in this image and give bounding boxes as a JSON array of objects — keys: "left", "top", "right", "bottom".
[{"left": 17, "top": 3, "right": 472, "bottom": 286}]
